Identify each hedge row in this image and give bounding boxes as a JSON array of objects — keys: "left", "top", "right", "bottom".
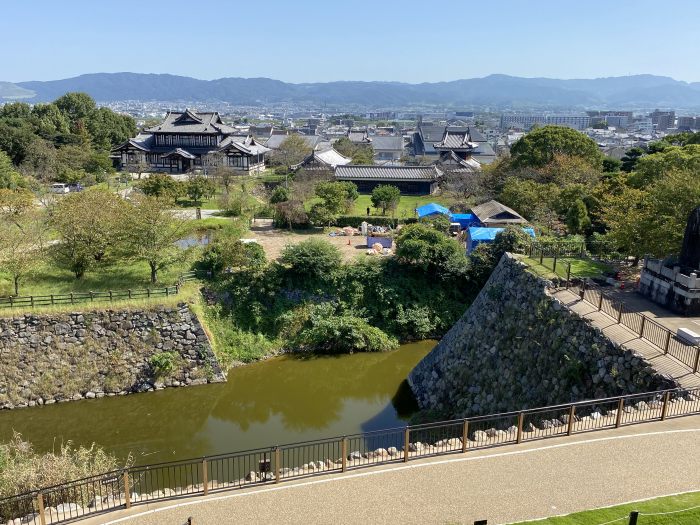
[{"left": 333, "top": 216, "right": 419, "bottom": 228}]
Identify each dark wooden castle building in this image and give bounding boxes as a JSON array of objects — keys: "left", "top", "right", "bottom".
[{"left": 112, "top": 109, "right": 269, "bottom": 174}]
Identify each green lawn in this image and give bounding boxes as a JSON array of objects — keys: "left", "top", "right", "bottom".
[
  {"left": 521, "top": 256, "right": 611, "bottom": 280},
  {"left": 0, "top": 249, "right": 202, "bottom": 298},
  {"left": 515, "top": 491, "right": 700, "bottom": 524},
  {"left": 304, "top": 194, "right": 459, "bottom": 219}
]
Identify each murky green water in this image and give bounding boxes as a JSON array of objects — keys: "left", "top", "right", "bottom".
[{"left": 0, "top": 341, "right": 433, "bottom": 465}]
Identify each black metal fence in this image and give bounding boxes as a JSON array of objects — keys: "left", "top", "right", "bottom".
[
  {"left": 2, "top": 386, "right": 699, "bottom": 524},
  {"left": 568, "top": 279, "right": 700, "bottom": 372},
  {"left": 0, "top": 271, "right": 202, "bottom": 311}
]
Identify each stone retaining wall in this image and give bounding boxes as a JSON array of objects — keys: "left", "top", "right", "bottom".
[
  {"left": 408, "top": 254, "right": 678, "bottom": 418},
  {"left": 0, "top": 303, "right": 225, "bottom": 410}
]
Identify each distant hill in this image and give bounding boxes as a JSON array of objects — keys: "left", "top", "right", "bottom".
[
  {"left": 0, "top": 81, "right": 35, "bottom": 100},
  {"left": 4, "top": 73, "right": 700, "bottom": 109}
]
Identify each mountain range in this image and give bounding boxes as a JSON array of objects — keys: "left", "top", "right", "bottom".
[{"left": 3, "top": 73, "right": 700, "bottom": 109}]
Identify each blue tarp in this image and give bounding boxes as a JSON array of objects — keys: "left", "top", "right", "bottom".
[
  {"left": 467, "top": 227, "right": 536, "bottom": 252},
  {"left": 417, "top": 203, "right": 450, "bottom": 218},
  {"left": 449, "top": 213, "right": 476, "bottom": 228}
]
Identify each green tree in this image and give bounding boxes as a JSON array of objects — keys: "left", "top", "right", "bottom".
[
  {"left": 125, "top": 195, "right": 188, "bottom": 283},
  {"left": 620, "top": 147, "right": 645, "bottom": 173},
  {"left": 0, "top": 151, "right": 25, "bottom": 189},
  {"left": 185, "top": 175, "right": 216, "bottom": 206},
  {"left": 279, "top": 239, "right": 342, "bottom": 280},
  {"left": 499, "top": 177, "right": 558, "bottom": 221},
  {"left": 370, "top": 184, "right": 401, "bottom": 215},
  {"left": 54, "top": 92, "right": 97, "bottom": 128},
  {"left": 334, "top": 137, "right": 374, "bottom": 164},
  {"left": 50, "top": 190, "right": 128, "bottom": 278},
  {"left": 491, "top": 226, "right": 532, "bottom": 259},
  {"left": 269, "top": 185, "right": 290, "bottom": 204},
  {"left": 274, "top": 199, "right": 308, "bottom": 230},
  {"left": 272, "top": 135, "right": 311, "bottom": 168},
  {"left": 395, "top": 223, "right": 468, "bottom": 278},
  {"left": 630, "top": 144, "right": 700, "bottom": 188},
  {"left": 565, "top": 199, "right": 591, "bottom": 235},
  {"left": 315, "top": 180, "right": 358, "bottom": 215},
  {"left": 0, "top": 213, "right": 47, "bottom": 295},
  {"left": 138, "top": 173, "right": 180, "bottom": 200},
  {"left": 509, "top": 125, "right": 603, "bottom": 170}
]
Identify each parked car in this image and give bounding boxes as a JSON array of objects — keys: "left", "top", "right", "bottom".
[
  {"left": 68, "top": 183, "right": 84, "bottom": 192},
  {"left": 50, "top": 183, "right": 70, "bottom": 194}
]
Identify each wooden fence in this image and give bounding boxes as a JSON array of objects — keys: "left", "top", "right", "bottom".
[{"left": 0, "top": 271, "right": 202, "bottom": 311}]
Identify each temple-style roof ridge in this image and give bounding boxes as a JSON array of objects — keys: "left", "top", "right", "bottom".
[{"left": 174, "top": 108, "right": 203, "bottom": 124}]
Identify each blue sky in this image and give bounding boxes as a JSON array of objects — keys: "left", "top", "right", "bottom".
[{"left": 3, "top": 0, "right": 700, "bottom": 83}]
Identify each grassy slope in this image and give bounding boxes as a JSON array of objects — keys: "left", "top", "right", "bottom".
[
  {"left": 515, "top": 491, "right": 700, "bottom": 524},
  {"left": 521, "top": 256, "right": 611, "bottom": 280}
]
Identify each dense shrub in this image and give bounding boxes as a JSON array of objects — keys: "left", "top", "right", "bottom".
[
  {"left": 290, "top": 304, "right": 398, "bottom": 354},
  {"left": 279, "top": 239, "right": 342, "bottom": 280},
  {"left": 0, "top": 432, "right": 130, "bottom": 501}
]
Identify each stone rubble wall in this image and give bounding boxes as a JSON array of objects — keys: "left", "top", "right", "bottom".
[
  {"left": 408, "top": 254, "right": 678, "bottom": 418},
  {"left": 0, "top": 303, "right": 225, "bottom": 410}
]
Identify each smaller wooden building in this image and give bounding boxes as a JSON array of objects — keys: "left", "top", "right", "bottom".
[{"left": 334, "top": 165, "right": 442, "bottom": 195}]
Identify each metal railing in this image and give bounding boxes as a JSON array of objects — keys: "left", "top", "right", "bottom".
[
  {"left": 567, "top": 279, "right": 700, "bottom": 373},
  {"left": 2, "top": 386, "right": 699, "bottom": 525},
  {"left": 0, "top": 271, "right": 203, "bottom": 311}
]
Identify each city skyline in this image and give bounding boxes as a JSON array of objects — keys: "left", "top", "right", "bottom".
[{"left": 3, "top": 0, "right": 700, "bottom": 84}]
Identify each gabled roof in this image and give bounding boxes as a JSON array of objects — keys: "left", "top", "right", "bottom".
[
  {"left": 111, "top": 133, "right": 155, "bottom": 152},
  {"left": 433, "top": 128, "right": 479, "bottom": 151},
  {"left": 417, "top": 203, "right": 450, "bottom": 218},
  {"left": 219, "top": 135, "right": 270, "bottom": 156},
  {"left": 161, "top": 148, "right": 196, "bottom": 160},
  {"left": 335, "top": 165, "right": 442, "bottom": 182},
  {"left": 471, "top": 200, "right": 527, "bottom": 225},
  {"left": 292, "top": 148, "right": 352, "bottom": 170},
  {"left": 146, "top": 110, "right": 237, "bottom": 134},
  {"left": 439, "top": 151, "right": 482, "bottom": 171}
]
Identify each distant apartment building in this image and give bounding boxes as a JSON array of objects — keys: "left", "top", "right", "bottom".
[
  {"left": 677, "top": 116, "right": 699, "bottom": 131},
  {"left": 649, "top": 109, "right": 675, "bottom": 130},
  {"left": 499, "top": 114, "right": 590, "bottom": 130},
  {"left": 586, "top": 111, "right": 634, "bottom": 129}
]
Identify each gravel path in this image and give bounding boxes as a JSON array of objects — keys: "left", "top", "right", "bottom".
[{"left": 78, "top": 415, "right": 700, "bottom": 525}]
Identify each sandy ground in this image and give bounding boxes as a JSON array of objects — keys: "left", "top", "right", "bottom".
[{"left": 248, "top": 222, "right": 380, "bottom": 262}]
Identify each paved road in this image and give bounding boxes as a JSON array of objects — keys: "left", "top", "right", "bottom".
[
  {"left": 78, "top": 416, "right": 700, "bottom": 525},
  {"left": 552, "top": 288, "right": 700, "bottom": 389}
]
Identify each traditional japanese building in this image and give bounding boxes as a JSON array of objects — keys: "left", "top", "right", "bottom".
[
  {"left": 433, "top": 128, "right": 482, "bottom": 173},
  {"left": 291, "top": 147, "right": 352, "bottom": 171},
  {"left": 334, "top": 165, "right": 442, "bottom": 195},
  {"left": 112, "top": 109, "right": 270, "bottom": 174}
]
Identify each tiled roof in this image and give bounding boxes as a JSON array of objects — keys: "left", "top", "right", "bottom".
[
  {"left": 348, "top": 130, "right": 370, "bottom": 143},
  {"left": 471, "top": 200, "right": 526, "bottom": 225},
  {"left": 293, "top": 148, "right": 352, "bottom": 170},
  {"left": 335, "top": 165, "right": 442, "bottom": 181},
  {"left": 370, "top": 135, "right": 404, "bottom": 151},
  {"left": 161, "top": 148, "right": 196, "bottom": 160},
  {"left": 219, "top": 136, "right": 270, "bottom": 155},
  {"left": 434, "top": 128, "right": 479, "bottom": 150},
  {"left": 145, "top": 110, "right": 237, "bottom": 134}
]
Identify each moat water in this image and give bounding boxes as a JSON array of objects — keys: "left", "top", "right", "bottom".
[{"left": 0, "top": 341, "right": 434, "bottom": 465}]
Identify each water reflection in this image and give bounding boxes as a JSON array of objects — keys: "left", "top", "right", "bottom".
[
  {"left": 174, "top": 232, "right": 213, "bottom": 249},
  {"left": 0, "top": 341, "right": 434, "bottom": 465}
]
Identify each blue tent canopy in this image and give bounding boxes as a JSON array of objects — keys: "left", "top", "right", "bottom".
[
  {"left": 417, "top": 203, "right": 450, "bottom": 218},
  {"left": 467, "top": 227, "right": 536, "bottom": 252},
  {"left": 449, "top": 213, "right": 476, "bottom": 228}
]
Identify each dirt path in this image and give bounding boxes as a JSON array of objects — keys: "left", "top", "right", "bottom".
[{"left": 248, "top": 224, "right": 376, "bottom": 262}]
